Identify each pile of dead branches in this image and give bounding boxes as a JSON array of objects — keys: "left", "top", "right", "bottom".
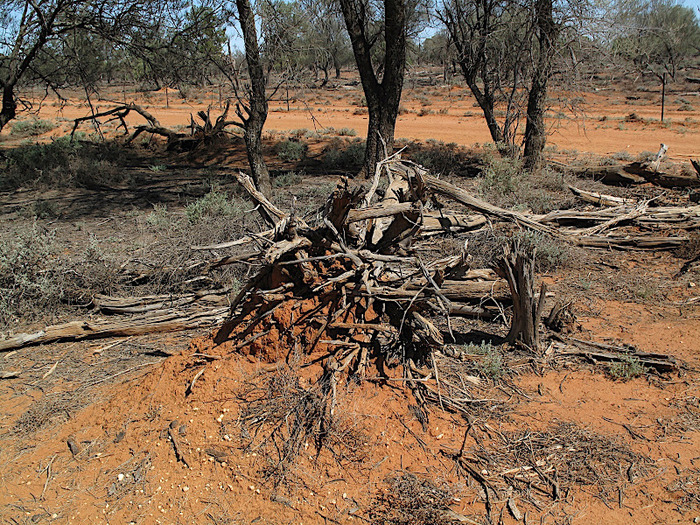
[{"left": 208, "top": 157, "right": 514, "bottom": 413}]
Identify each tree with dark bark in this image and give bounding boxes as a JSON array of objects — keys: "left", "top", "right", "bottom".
[
  {"left": 230, "top": 0, "right": 272, "bottom": 196},
  {"left": 0, "top": 0, "right": 220, "bottom": 133},
  {"left": 339, "top": 0, "right": 409, "bottom": 178},
  {"left": 439, "top": 0, "right": 530, "bottom": 157},
  {"left": 523, "top": 0, "right": 559, "bottom": 170},
  {"left": 440, "top": 0, "right": 562, "bottom": 168}
]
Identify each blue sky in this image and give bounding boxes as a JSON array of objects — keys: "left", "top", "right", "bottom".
[{"left": 680, "top": 0, "right": 700, "bottom": 10}]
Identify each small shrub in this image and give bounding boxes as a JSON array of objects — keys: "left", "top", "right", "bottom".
[
  {"left": 611, "top": 151, "right": 632, "bottom": 161},
  {"left": 608, "top": 356, "right": 646, "bottom": 380},
  {"left": 461, "top": 342, "right": 504, "bottom": 379},
  {"left": 371, "top": 473, "right": 456, "bottom": 525},
  {"left": 145, "top": 203, "right": 173, "bottom": 229},
  {"left": 336, "top": 127, "right": 357, "bottom": 136},
  {"left": 479, "top": 155, "right": 523, "bottom": 197},
  {"left": 185, "top": 190, "right": 240, "bottom": 224},
  {"left": 321, "top": 139, "right": 366, "bottom": 171},
  {"left": 272, "top": 170, "right": 304, "bottom": 188},
  {"left": 10, "top": 118, "right": 55, "bottom": 137},
  {"left": 0, "top": 225, "right": 60, "bottom": 328},
  {"left": 407, "top": 140, "right": 479, "bottom": 177},
  {"left": 24, "top": 199, "right": 60, "bottom": 219},
  {"left": 1, "top": 138, "right": 124, "bottom": 190},
  {"left": 678, "top": 103, "right": 694, "bottom": 112},
  {"left": 512, "top": 231, "right": 571, "bottom": 272},
  {"left": 274, "top": 139, "right": 307, "bottom": 162}
]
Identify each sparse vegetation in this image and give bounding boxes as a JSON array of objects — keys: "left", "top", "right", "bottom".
[
  {"left": 466, "top": 341, "right": 505, "bottom": 379},
  {"left": 10, "top": 118, "right": 55, "bottom": 137},
  {"left": 185, "top": 189, "right": 241, "bottom": 224},
  {"left": 274, "top": 139, "right": 308, "bottom": 161},
  {"left": 321, "top": 139, "right": 366, "bottom": 171},
  {"left": 371, "top": 473, "right": 456, "bottom": 525},
  {"left": 608, "top": 355, "right": 646, "bottom": 380},
  {"left": 0, "top": 225, "right": 60, "bottom": 328},
  {"left": 272, "top": 170, "right": 304, "bottom": 187},
  {"left": 0, "top": 137, "right": 124, "bottom": 190}
]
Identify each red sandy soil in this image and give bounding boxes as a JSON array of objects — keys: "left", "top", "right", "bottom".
[
  {"left": 3, "top": 73, "right": 699, "bottom": 160},
  {"left": 0, "top": 257, "right": 699, "bottom": 524},
  {"left": 1, "top": 73, "right": 700, "bottom": 525}
]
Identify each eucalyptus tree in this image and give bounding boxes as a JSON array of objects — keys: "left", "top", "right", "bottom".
[
  {"left": 0, "top": 0, "right": 221, "bottom": 132},
  {"left": 612, "top": 0, "right": 700, "bottom": 81},
  {"left": 339, "top": 0, "right": 411, "bottom": 177}
]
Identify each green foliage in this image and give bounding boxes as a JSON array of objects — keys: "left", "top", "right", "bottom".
[
  {"left": 612, "top": 0, "right": 700, "bottom": 79},
  {"left": 272, "top": 170, "right": 304, "bottom": 188},
  {"left": 1, "top": 137, "right": 124, "bottom": 190},
  {"left": 407, "top": 140, "right": 479, "bottom": 176},
  {"left": 274, "top": 139, "right": 308, "bottom": 162},
  {"left": 145, "top": 204, "right": 172, "bottom": 229},
  {"left": 608, "top": 356, "right": 646, "bottom": 380},
  {"left": 185, "top": 190, "right": 241, "bottom": 224},
  {"left": 336, "top": 127, "right": 357, "bottom": 136},
  {"left": 512, "top": 231, "right": 571, "bottom": 273},
  {"left": 10, "top": 119, "right": 55, "bottom": 137},
  {"left": 321, "top": 139, "right": 366, "bottom": 171},
  {"left": 479, "top": 155, "right": 523, "bottom": 197},
  {"left": 463, "top": 342, "right": 504, "bottom": 379},
  {"left": 0, "top": 225, "right": 60, "bottom": 328}
]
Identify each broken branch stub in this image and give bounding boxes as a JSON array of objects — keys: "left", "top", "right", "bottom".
[{"left": 495, "top": 239, "right": 545, "bottom": 352}]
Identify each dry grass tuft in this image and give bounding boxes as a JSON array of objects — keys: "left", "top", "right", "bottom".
[
  {"left": 237, "top": 369, "right": 368, "bottom": 485},
  {"left": 370, "top": 472, "right": 458, "bottom": 525}
]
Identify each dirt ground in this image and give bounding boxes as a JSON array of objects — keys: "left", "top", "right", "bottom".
[
  {"left": 1, "top": 70, "right": 699, "bottom": 524},
  {"left": 6, "top": 68, "right": 700, "bottom": 159}
]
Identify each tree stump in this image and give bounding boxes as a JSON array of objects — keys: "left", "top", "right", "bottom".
[{"left": 496, "top": 239, "right": 546, "bottom": 352}]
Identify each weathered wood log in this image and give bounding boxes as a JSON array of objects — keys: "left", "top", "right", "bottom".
[
  {"left": 233, "top": 171, "right": 289, "bottom": 226},
  {"left": 94, "top": 289, "right": 230, "bottom": 314},
  {"left": 568, "top": 186, "right": 637, "bottom": 207},
  {"left": 0, "top": 308, "right": 228, "bottom": 352},
  {"left": 570, "top": 165, "right": 644, "bottom": 186},
  {"left": 421, "top": 173, "right": 563, "bottom": 238},
  {"left": 624, "top": 162, "right": 700, "bottom": 188},
  {"left": 553, "top": 338, "right": 679, "bottom": 374}
]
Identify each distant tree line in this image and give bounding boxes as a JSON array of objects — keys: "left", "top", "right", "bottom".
[{"left": 1, "top": 0, "right": 699, "bottom": 192}]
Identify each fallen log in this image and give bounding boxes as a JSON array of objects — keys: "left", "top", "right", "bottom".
[
  {"left": 553, "top": 338, "right": 679, "bottom": 374},
  {"left": 93, "top": 289, "right": 230, "bottom": 314},
  {"left": 568, "top": 186, "right": 637, "bottom": 207},
  {"left": 0, "top": 308, "right": 228, "bottom": 352}
]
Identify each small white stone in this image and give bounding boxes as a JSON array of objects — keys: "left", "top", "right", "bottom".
[{"left": 117, "top": 474, "right": 125, "bottom": 482}]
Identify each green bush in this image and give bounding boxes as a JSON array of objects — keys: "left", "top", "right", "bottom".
[
  {"left": 608, "top": 356, "right": 646, "bottom": 380},
  {"left": 0, "top": 225, "right": 61, "bottom": 328},
  {"left": 510, "top": 231, "right": 571, "bottom": 273},
  {"left": 462, "top": 342, "right": 504, "bottom": 379},
  {"left": 274, "top": 139, "right": 307, "bottom": 162},
  {"left": 321, "top": 139, "right": 365, "bottom": 171},
  {"left": 273, "top": 170, "right": 304, "bottom": 188},
  {"left": 479, "top": 155, "right": 523, "bottom": 197},
  {"left": 185, "top": 189, "right": 241, "bottom": 224},
  {"left": 10, "top": 119, "right": 55, "bottom": 137},
  {"left": 1, "top": 137, "right": 124, "bottom": 190}
]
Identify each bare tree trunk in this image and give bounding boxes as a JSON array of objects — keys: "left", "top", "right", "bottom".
[
  {"left": 523, "top": 0, "right": 557, "bottom": 171},
  {"left": 236, "top": 0, "right": 271, "bottom": 195},
  {"left": 339, "top": 0, "right": 407, "bottom": 178},
  {"left": 496, "top": 239, "right": 545, "bottom": 352},
  {"left": 0, "top": 85, "right": 17, "bottom": 132}
]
